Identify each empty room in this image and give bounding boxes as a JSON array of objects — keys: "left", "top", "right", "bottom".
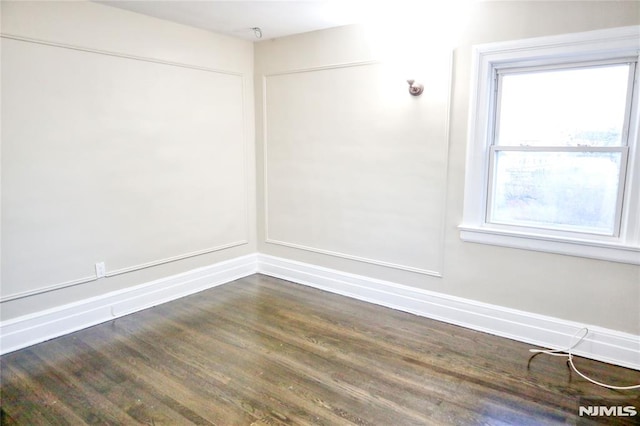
[{"left": 1, "top": 0, "right": 639, "bottom": 424}]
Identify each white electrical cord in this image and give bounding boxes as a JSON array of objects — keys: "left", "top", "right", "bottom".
[{"left": 529, "top": 327, "right": 640, "bottom": 390}]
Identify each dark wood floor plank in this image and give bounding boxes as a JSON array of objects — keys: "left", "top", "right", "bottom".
[
  {"left": 95, "top": 323, "right": 338, "bottom": 425},
  {"left": 179, "top": 277, "right": 593, "bottom": 420},
  {"left": 245, "top": 275, "right": 639, "bottom": 397},
  {"left": 251, "top": 276, "right": 633, "bottom": 387},
  {"left": 210, "top": 281, "right": 576, "bottom": 422},
  {"left": 177, "top": 297, "right": 452, "bottom": 421},
  {"left": 2, "top": 274, "right": 639, "bottom": 425},
  {"left": 7, "top": 349, "right": 137, "bottom": 425},
  {"left": 37, "top": 338, "right": 200, "bottom": 426},
  {"left": 111, "top": 303, "right": 414, "bottom": 425},
  {"left": 61, "top": 337, "right": 217, "bottom": 426},
  {"left": 163, "top": 295, "right": 447, "bottom": 419},
  {"left": 0, "top": 361, "right": 79, "bottom": 426},
  {"left": 78, "top": 327, "right": 259, "bottom": 425}
]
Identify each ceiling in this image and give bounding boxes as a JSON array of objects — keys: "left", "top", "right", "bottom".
[{"left": 96, "top": 1, "right": 365, "bottom": 42}]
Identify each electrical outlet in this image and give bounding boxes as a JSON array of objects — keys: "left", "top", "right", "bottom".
[{"left": 95, "top": 262, "right": 106, "bottom": 278}]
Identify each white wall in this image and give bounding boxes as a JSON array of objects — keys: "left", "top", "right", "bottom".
[
  {"left": 0, "top": 1, "right": 256, "bottom": 320},
  {"left": 1, "top": 0, "right": 638, "bottom": 340},
  {"left": 255, "top": 1, "right": 640, "bottom": 334}
]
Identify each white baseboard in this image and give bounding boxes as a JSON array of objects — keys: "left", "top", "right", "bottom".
[
  {"left": 2, "top": 252, "right": 638, "bottom": 371},
  {"left": 256, "top": 254, "right": 640, "bottom": 371},
  {"left": 0, "top": 254, "right": 258, "bottom": 355}
]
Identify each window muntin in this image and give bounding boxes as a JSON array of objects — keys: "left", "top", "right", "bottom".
[{"left": 486, "top": 61, "right": 636, "bottom": 237}]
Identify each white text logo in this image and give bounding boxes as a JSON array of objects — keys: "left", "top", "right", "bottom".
[{"left": 579, "top": 406, "right": 638, "bottom": 417}]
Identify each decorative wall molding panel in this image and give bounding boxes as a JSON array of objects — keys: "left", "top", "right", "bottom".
[
  {"left": 262, "top": 57, "right": 452, "bottom": 277},
  {"left": 1, "top": 34, "right": 251, "bottom": 300}
]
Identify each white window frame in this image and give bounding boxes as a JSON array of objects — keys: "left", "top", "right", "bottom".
[{"left": 459, "top": 26, "right": 640, "bottom": 264}]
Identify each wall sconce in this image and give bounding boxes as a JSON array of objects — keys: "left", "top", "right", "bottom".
[{"left": 407, "top": 79, "right": 424, "bottom": 96}]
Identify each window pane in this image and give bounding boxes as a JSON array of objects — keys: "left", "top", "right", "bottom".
[
  {"left": 497, "top": 64, "right": 630, "bottom": 147},
  {"left": 490, "top": 151, "right": 622, "bottom": 234}
]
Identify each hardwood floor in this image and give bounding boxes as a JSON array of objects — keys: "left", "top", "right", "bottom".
[{"left": 1, "top": 274, "right": 639, "bottom": 425}]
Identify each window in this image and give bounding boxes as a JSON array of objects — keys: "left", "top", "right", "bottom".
[{"left": 460, "top": 26, "right": 640, "bottom": 264}]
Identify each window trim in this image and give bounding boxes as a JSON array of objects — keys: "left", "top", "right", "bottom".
[{"left": 460, "top": 26, "right": 640, "bottom": 264}]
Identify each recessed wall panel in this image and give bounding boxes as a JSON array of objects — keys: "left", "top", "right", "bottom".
[
  {"left": 1, "top": 37, "right": 248, "bottom": 297},
  {"left": 264, "top": 61, "right": 450, "bottom": 274}
]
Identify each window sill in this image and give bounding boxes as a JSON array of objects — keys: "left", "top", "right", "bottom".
[{"left": 459, "top": 225, "right": 640, "bottom": 265}]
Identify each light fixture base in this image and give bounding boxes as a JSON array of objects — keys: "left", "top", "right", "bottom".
[{"left": 407, "top": 79, "right": 424, "bottom": 96}]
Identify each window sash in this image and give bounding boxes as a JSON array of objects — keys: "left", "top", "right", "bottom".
[
  {"left": 486, "top": 145, "right": 630, "bottom": 237},
  {"left": 493, "top": 60, "right": 637, "bottom": 149}
]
